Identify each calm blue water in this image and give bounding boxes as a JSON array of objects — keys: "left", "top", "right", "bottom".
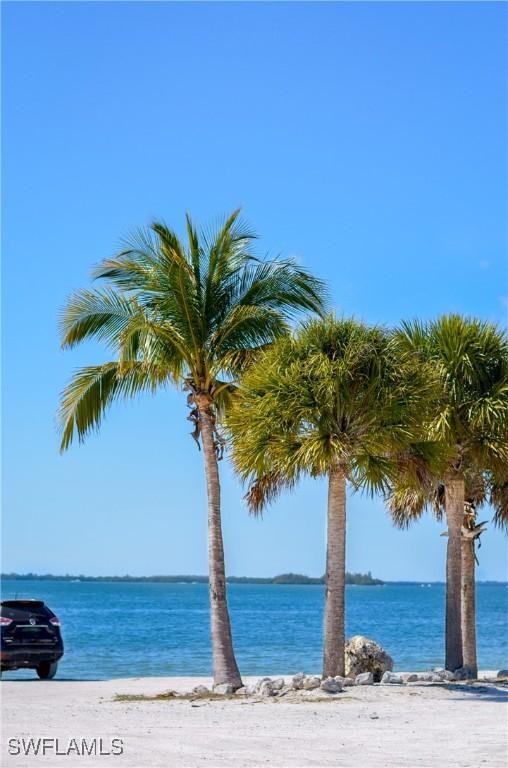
[{"left": 1, "top": 580, "right": 506, "bottom": 679}]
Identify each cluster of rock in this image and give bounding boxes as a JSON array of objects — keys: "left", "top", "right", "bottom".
[
  {"left": 209, "top": 672, "right": 354, "bottom": 698},
  {"left": 206, "top": 666, "right": 485, "bottom": 698},
  {"left": 189, "top": 638, "right": 504, "bottom": 700}
]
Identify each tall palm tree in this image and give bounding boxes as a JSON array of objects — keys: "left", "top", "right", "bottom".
[
  {"left": 227, "top": 316, "right": 432, "bottom": 678},
  {"left": 387, "top": 469, "right": 508, "bottom": 677},
  {"left": 58, "top": 210, "right": 327, "bottom": 688},
  {"left": 394, "top": 316, "right": 508, "bottom": 671}
]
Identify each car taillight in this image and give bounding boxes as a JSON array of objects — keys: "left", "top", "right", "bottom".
[
  {"left": 49, "top": 617, "right": 61, "bottom": 627},
  {"left": 0, "top": 617, "right": 12, "bottom": 626}
]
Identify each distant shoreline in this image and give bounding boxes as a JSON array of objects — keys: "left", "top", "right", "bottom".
[
  {"left": 1, "top": 571, "right": 386, "bottom": 585},
  {"left": 1, "top": 572, "right": 507, "bottom": 586}
]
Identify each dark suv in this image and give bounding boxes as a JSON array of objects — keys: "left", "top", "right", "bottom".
[{"left": 1, "top": 600, "right": 64, "bottom": 679}]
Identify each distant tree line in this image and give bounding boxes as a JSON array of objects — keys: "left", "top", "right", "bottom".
[{"left": 1, "top": 571, "right": 383, "bottom": 585}]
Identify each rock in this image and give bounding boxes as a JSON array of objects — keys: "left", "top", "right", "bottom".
[
  {"left": 453, "top": 667, "right": 475, "bottom": 681},
  {"left": 345, "top": 636, "right": 393, "bottom": 682},
  {"left": 271, "top": 678, "right": 285, "bottom": 691},
  {"left": 432, "top": 669, "right": 456, "bottom": 682},
  {"left": 291, "top": 672, "right": 306, "bottom": 690},
  {"left": 192, "top": 685, "right": 210, "bottom": 695},
  {"left": 415, "top": 672, "right": 442, "bottom": 682},
  {"left": 234, "top": 686, "right": 247, "bottom": 695},
  {"left": 303, "top": 675, "right": 321, "bottom": 690},
  {"left": 497, "top": 670, "right": 508, "bottom": 679},
  {"left": 320, "top": 677, "right": 342, "bottom": 693},
  {"left": 244, "top": 684, "right": 257, "bottom": 696},
  {"left": 213, "top": 683, "right": 235, "bottom": 695},
  {"left": 415, "top": 672, "right": 434, "bottom": 682},
  {"left": 380, "top": 671, "right": 403, "bottom": 685},
  {"left": 255, "top": 677, "right": 272, "bottom": 691},
  {"left": 355, "top": 672, "right": 374, "bottom": 685},
  {"left": 259, "top": 680, "right": 275, "bottom": 697},
  {"left": 400, "top": 673, "right": 418, "bottom": 683}
]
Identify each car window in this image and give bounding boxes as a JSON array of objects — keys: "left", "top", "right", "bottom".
[{"left": 1, "top": 601, "right": 52, "bottom": 621}]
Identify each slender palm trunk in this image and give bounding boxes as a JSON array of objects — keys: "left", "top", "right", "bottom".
[
  {"left": 198, "top": 400, "right": 242, "bottom": 689},
  {"left": 322, "top": 467, "right": 346, "bottom": 678},
  {"left": 461, "top": 535, "right": 477, "bottom": 677},
  {"left": 444, "top": 474, "right": 464, "bottom": 671}
]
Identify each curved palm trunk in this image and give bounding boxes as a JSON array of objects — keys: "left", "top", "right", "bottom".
[
  {"left": 461, "top": 536, "right": 477, "bottom": 677},
  {"left": 322, "top": 467, "right": 346, "bottom": 678},
  {"left": 444, "top": 475, "right": 464, "bottom": 671},
  {"left": 198, "top": 401, "right": 242, "bottom": 689}
]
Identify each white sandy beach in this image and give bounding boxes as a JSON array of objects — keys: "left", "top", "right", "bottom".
[{"left": 1, "top": 673, "right": 507, "bottom": 768}]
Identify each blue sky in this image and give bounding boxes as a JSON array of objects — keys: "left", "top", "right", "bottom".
[{"left": 2, "top": 1, "right": 507, "bottom": 580}]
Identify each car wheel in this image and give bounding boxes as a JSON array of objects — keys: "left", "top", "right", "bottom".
[{"left": 36, "top": 661, "right": 58, "bottom": 680}]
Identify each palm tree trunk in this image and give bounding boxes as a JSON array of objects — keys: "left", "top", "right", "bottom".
[
  {"left": 322, "top": 467, "right": 346, "bottom": 678},
  {"left": 461, "top": 535, "right": 477, "bottom": 677},
  {"left": 444, "top": 474, "right": 464, "bottom": 671},
  {"left": 198, "top": 400, "right": 242, "bottom": 689}
]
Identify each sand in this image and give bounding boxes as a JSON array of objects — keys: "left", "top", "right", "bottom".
[{"left": 1, "top": 673, "right": 507, "bottom": 767}]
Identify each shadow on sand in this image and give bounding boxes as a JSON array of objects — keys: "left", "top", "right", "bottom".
[{"left": 441, "top": 682, "right": 508, "bottom": 704}]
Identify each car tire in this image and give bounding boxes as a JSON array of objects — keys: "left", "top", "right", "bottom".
[{"left": 36, "top": 661, "right": 58, "bottom": 680}]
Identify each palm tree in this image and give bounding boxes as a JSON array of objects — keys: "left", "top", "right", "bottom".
[
  {"left": 393, "top": 316, "right": 508, "bottom": 671},
  {"left": 58, "top": 210, "right": 327, "bottom": 688},
  {"left": 388, "top": 469, "right": 508, "bottom": 677},
  {"left": 227, "top": 316, "right": 432, "bottom": 678}
]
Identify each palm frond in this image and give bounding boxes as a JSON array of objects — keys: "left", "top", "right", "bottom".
[
  {"left": 59, "top": 362, "right": 169, "bottom": 451},
  {"left": 60, "top": 289, "right": 140, "bottom": 349},
  {"left": 60, "top": 210, "right": 326, "bottom": 451}
]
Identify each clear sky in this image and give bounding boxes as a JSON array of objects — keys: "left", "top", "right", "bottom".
[{"left": 2, "top": 1, "right": 507, "bottom": 580}]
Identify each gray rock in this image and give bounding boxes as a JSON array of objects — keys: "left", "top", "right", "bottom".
[
  {"left": 355, "top": 672, "right": 374, "bottom": 685},
  {"left": 259, "top": 680, "right": 275, "bottom": 697},
  {"left": 415, "top": 672, "right": 443, "bottom": 682},
  {"left": 320, "top": 677, "right": 342, "bottom": 693},
  {"left": 400, "top": 673, "right": 418, "bottom": 683},
  {"left": 453, "top": 667, "right": 475, "bottom": 681},
  {"left": 497, "top": 669, "right": 508, "bottom": 679},
  {"left": 244, "top": 684, "right": 257, "bottom": 696},
  {"left": 433, "top": 669, "right": 456, "bottom": 682},
  {"left": 333, "top": 675, "right": 354, "bottom": 687},
  {"left": 345, "top": 636, "right": 393, "bottom": 682},
  {"left": 291, "top": 672, "right": 306, "bottom": 690},
  {"left": 213, "top": 683, "right": 235, "bottom": 695},
  {"left": 234, "top": 686, "right": 247, "bottom": 695},
  {"left": 192, "top": 685, "right": 210, "bottom": 695},
  {"left": 271, "top": 677, "right": 285, "bottom": 691},
  {"left": 303, "top": 675, "right": 321, "bottom": 690},
  {"left": 380, "top": 671, "right": 403, "bottom": 685}
]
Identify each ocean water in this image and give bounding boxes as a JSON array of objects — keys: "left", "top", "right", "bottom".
[{"left": 1, "top": 580, "right": 506, "bottom": 680}]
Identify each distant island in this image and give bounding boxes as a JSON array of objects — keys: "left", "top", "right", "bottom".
[{"left": 1, "top": 571, "right": 384, "bottom": 585}]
